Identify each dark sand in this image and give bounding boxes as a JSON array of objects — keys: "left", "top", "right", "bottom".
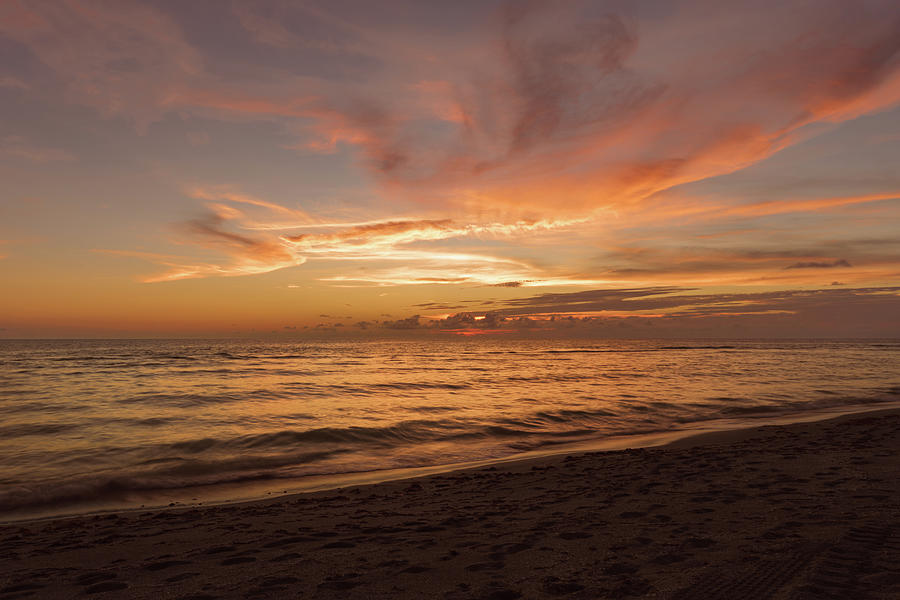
[{"left": 1, "top": 409, "right": 898, "bottom": 599}]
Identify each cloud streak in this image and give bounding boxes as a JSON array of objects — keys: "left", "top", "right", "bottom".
[
  {"left": 375, "top": 286, "right": 900, "bottom": 337},
  {"left": 786, "top": 260, "right": 852, "bottom": 270},
  {"left": 120, "top": 187, "right": 590, "bottom": 284},
  {"left": 113, "top": 183, "right": 900, "bottom": 288}
]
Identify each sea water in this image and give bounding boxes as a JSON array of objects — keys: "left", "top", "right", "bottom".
[{"left": 1, "top": 338, "right": 898, "bottom": 519}]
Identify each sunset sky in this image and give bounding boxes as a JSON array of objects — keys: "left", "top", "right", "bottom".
[{"left": 1, "top": 0, "right": 899, "bottom": 338}]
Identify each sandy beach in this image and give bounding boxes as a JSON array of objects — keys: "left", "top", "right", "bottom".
[{"left": 1, "top": 409, "right": 898, "bottom": 600}]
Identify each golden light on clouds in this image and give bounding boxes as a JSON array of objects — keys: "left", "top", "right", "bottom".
[{"left": 1, "top": 0, "right": 900, "bottom": 336}]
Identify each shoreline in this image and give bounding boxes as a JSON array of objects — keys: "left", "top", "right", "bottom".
[
  {"left": 2, "top": 406, "right": 898, "bottom": 598},
  {"left": 5, "top": 400, "right": 900, "bottom": 525}
]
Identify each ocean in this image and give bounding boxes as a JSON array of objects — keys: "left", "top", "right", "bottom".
[{"left": 1, "top": 338, "right": 898, "bottom": 521}]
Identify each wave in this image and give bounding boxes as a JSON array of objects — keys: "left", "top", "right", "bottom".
[
  {"left": 0, "top": 418, "right": 643, "bottom": 515},
  {"left": 717, "top": 405, "right": 782, "bottom": 415},
  {"left": 0, "top": 452, "right": 342, "bottom": 514},
  {"left": 0, "top": 422, "right": 81, "bottom": 437},
  {"left": 506, "top": 373, "right": 597, "bottom": 383},
  {"left": 116, "top": 388, "right": 286, "bottom": 407},
  {"left": 658, "top": 345, "right": 737, "bottom": 350},
  {"left": 707, "top": 391, "right": 900, "bottom": 418},
  {"left": 533, "top": 408, "right": 618, "bottom": 422},
  {"left": 139, "top": 409, "right": 635, "bottom": 462},
  {"left": 169, "top": 420, "right": 472, "bottom": 452},
  {"left": 542, "top": 344, "right": 739, "bottom": 354},
  {"left": 407, "top": 405, "right": 457, "bottom": 414},
  {"left": 2, "top": 391, "right": 898, "bottom": 517},
  {"left": 370, "top": 382, "right": 471, "bottom": 390},
  {"left": 0, "top": 401, "right": 93, "bottom": 416}
]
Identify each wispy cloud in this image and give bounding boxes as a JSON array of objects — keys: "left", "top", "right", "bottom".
[
  {"left": 231, "top": 0, "right": 371, "bottom": 55},
  {"left": 110, "top": 181, "right": 900, "bottom": 287},
  {"left": 0, "top": 136, "right": 73, "bottom": 163},
  {"left": 284, "top": 217, "right": 587, "bottom": 254},
  {"left": 231, "top": 1, "right": 297, "bottom": 50},
  {"left": 0, "top": 76, "right": 29, "bottom": 90},
  {"left": 99, "top": 236, "right": 304, "bottom": 282},
  {"left": 786, "top": 259, "right": 852, "bottom": 270},
  {"left": 0, "top": 0, "right": 202, "bottom": 129},
  {"left": 495, "top": 285, "right": 900, "bottom": 320},
  {"left": 186, "top": 185, "right": 315, "bottom": 224},
  {"left": 272, "top": 213, "right": 596, "bottom": 286},
  {"left": 113, "top": 186, "right": 590, "bottom": 284},
  {"left": 713, "top": 192, "right": 900, "bottom": 221},
  {"left": 98, "top": 192, "right": 308, "bottom": 282}
]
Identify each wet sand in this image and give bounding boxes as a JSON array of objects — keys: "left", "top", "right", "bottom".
[{"left": 1, "top": 409, "right": 898, "bottom": 599}]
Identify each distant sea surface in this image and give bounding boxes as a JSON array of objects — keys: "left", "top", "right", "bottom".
[{"left": 1, "top": 339, "right": 898, "bottom": 520}]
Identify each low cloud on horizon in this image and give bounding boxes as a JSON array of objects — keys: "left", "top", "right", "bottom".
[{"left": 296, "top": 286, "right": 900, "bottom": 339}]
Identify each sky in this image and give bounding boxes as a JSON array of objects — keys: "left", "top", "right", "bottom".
[{"left": 1, "top": 0, "right": 899, "bottom": 338}]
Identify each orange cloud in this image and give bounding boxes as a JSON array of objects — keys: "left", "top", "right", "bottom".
[
  {"left": 9, "top": 0, "right": 899, "bottom": 216},
  {"left": 101, "top": 236, "right": 304, "bottom": 283},
  {"left": 109, "top": 182, "right": 900, "bottom": 289},
  {"left": 267, "top": 1, "right": 900, "bottom": 223},
  {"left": 718, "top": 192, "right": 900, "bottom": 219},
  {"left": 186, "top": 185, "right": 315, "bottom": 222},
  {"left": 21, "top": 1, "right": 898, "bottom": 295},
  {"left": 99, "top": 195, "right": 307, "bottom": 282},
  {"left": 108, "top": 187, "right": 594, "bottom": 284}
]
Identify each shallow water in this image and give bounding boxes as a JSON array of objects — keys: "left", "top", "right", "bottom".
[{"left": 1, "top": 338, "right": 898, "bottom": 518}]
